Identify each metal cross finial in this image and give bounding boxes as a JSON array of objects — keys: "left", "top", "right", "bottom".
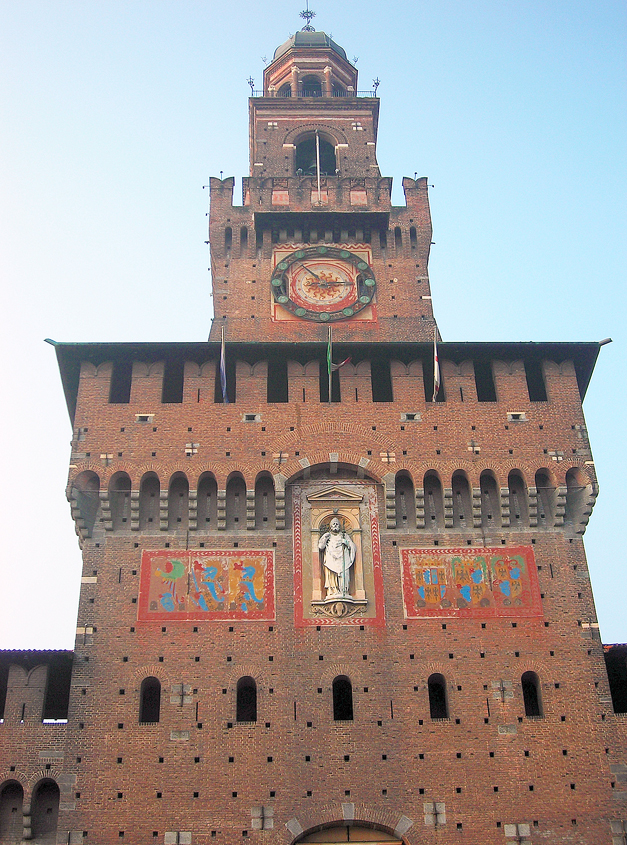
[{"left": 300, "top": 1, "right": 316, "bottom": 31}]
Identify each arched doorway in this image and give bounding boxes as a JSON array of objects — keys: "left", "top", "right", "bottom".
[{"left": 297, "top": 824, "right": 402, "bottom": 842}]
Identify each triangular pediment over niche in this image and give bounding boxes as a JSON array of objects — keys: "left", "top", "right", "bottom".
[{"left": 306, "top": 486, "right": 364, "bottom": 504}]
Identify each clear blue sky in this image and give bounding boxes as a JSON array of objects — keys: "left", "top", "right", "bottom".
[{"left": 1, "top": 0, "right": 625, "bottom": 648}]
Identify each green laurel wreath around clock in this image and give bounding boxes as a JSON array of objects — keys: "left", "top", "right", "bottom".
[{"left": 271, "top": 245, "right": 376, "bottom": 322}]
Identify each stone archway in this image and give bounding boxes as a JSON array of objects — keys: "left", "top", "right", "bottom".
[{"left": 297, "top": 824, "right": 402, "bottom": 842}]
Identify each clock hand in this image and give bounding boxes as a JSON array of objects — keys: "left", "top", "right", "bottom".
[{"left": 294, "top": 260, "right": 324, "bottom": 284}]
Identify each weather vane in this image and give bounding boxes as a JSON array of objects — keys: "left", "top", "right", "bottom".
[{"left": 300, "top": 1, "right": 316, "bottom": 31}]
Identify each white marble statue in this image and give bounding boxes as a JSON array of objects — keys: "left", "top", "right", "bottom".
[{"left": 318, "top": 517, "right": 356, "bottom": 598}]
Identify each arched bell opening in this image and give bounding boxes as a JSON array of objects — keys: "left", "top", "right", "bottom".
[
  {"left": 295, "top": 134, "right": 337, "bottom": 176},
  {"left": 300, "top": 75, "right": 322, "bottom": 97}
]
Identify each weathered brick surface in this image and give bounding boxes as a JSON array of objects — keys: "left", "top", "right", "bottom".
[{"left": 1, "top": 28, "right": 624, "bottom": 845}]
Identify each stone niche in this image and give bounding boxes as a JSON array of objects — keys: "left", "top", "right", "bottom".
[{"left": 292, "top": 481, "right": 384, "bottom": 626}]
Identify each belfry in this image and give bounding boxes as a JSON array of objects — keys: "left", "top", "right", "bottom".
[{"left": 1, "top": 14, "right": 626, "bottom": 845}]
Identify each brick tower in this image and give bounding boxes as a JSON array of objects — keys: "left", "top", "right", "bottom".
[{"left": 1, "top": 22, "right": 626, "bottom": 845}]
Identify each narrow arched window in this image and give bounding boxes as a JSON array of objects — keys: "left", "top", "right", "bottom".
[
  {"left": 109, "top": 472, "right": 131, "bottom": 531},
  {"left": 424, "top": 472, "right": 444, "bottom": 529},
  {"left": 139, "top": 473, "right": 160, "bottom": 531},
  {"left": 139, "top": 677, "right": 161, "bottom": 723},
  {"left": 428, "top": 673, "right": 448, "bottom": 719},
  {"left": 521, "top": 671, "right": 542, "bottom": 717},
  {"left": 278, "top": 83, "right": 292, "bottom": 98},
  {"left": 394, "top": 226, "right": 402, "bottom": 254},
  {"left": 452, "top": 471, "right": 471, "bottom": 528},
  {"left": 71, "top": 471, "right": 100, "bottom": 537},
  {"left": 565, "top": 467, "right": 590, "bottom": 528},
  {"left": 410, "top": 226, "right": 417, "bottom": 250},
  {"left": 224, "top": 226, "right": 232, "bottom": 257},
  {"left": 31, "top": 779, "right": 59, "bottom": 841},
  {"left": 236, "top": 677, "right": 257, "bottom": 722},
  {"left": 508, "top": 470, "right": 529, "bottom": 526},
  {"left": 0, "top": 781, "right": 24, "bottom": 841},
  {"left": 535, "top": 469, "right": 556, "bottom": 527},
  {"left": 395, "top": 472, "right": 415, "bottom": 529},
  {"left": 0, "top": 664, "right": 8, "bottom": 721},
  {"left": 332, "top": 676, "right": 353, "bottom": 721},
  {"left": 226, "top": 474, "right": 246, "bottom": 530},
  {"left": 197, "top": 472, "right": 218, "bottom": 528},
  {"left": 240, "top": 226, "right": 248, "bottom": 257},
  {"left": 255, "top": 474, "right": 275, "bottom": 529},
  {"left": 480, "top": 471, "right": 500, "bottom": 528},
  {"left": 168, "top": 473, "right": 189, "bottom": 531}
]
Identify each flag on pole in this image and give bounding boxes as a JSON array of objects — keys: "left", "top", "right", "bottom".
[
  {"left": 326, "top": 327, "right": 351, "bottom": 374},
  {"left": 330, "top": 356, "right": 352, "bottom": 372},
  {"left": 220, "top": 325, "right": 229, "bottom": 404},
  {"left": 326, "top": 326, "right": 333, "bottom": 403},
  {"left": 432, "top": 329, "right": 440, "bottom": 402}
]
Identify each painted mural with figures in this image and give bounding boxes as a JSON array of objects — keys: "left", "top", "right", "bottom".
[
  {"left": 138, "top": 549, "right": 275, "bottom": 622},
  {"left": 400, "top": 546, "right": 542, "bottom": 619}
]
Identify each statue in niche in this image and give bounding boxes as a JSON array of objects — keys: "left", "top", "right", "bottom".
[{"left": 318, "top": 516, "right": 357, "bottom": 599}]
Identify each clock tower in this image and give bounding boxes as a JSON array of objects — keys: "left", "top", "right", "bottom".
[
  {"left": 2, "top": 15, "right": 624, "bottom": 845},
  {"left": 208, "top": 27, "right": 436, "bottom": 343}
]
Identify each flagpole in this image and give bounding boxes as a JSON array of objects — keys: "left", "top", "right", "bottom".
[
  {"left": 315, "top": 129, "right": 321, "bottom": 205},
  {"left": 220, "top": 324, "right": 229, "bottom": 404},
  {"left": 327, "top": 325, "right": 332, "bottom": 404},
  {"left": 432, "top": 327, "right": 440, "bottom": 403}
]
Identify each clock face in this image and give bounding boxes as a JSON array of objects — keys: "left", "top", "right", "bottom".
[{"left": 271, "top": 246, "right": 376, "bottom": 322}]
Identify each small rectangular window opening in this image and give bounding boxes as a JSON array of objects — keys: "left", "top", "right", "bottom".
[
  {"left": 474, "top": 360, "right": 497, "bottom": 402},
  {"left": 267, "top": 358, "right": 288, "bottom": 403},
  {"left": 525, "top": 359, "right": 548, "bottom": 402},
  {"left": 109, "top": 359, "right": 133, "bottom": 404},
  {"left": 161, "top": 359, "right": 185, "bottom": 404},
  {"left": 371, "top": 358, "right": 393, "bottom": 402}
]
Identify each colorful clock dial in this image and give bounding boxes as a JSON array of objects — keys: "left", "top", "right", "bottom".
[{"left": 271, "top": 246, "right": 376, "bottom": 322}]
